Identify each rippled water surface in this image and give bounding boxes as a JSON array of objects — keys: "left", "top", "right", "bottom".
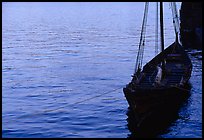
[{"left": 2, "top": 2, "right": 202, "bottom": 138}]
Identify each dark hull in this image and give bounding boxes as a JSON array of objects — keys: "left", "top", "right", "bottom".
[
  {"left": 126, "top": 92, "right": 190, "bottom": 138},
  {"left": 123, "top": 86, "right": 190, "bottom": 116},
  {"left": 123, "top": 42, "right": 192, "bottom": 134},
  {"left": 124, "top": 86, "right": 190, "bottom": 137}
]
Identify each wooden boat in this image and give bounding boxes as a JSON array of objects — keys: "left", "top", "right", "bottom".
[
  {"left": 123, "top": 2, "right": 192, "bottom": 129},
  {"left": 123, "top": 41, "right": 192, "bottom": 126}
]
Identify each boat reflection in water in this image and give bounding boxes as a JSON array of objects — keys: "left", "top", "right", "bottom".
[{"left": 126, "top": 84, "right": 191, "bottom": 138}]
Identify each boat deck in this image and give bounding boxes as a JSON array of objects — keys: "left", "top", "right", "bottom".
[{"left": 133, "top": 56, "right": 186, "bottom": 89}]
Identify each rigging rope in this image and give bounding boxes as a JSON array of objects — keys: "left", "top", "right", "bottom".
[
  {"left": 134, "top": 2, "right": 149, "bottom": 74},
  {"left": 170, "top": 2, "right": 180, "bottom": 35},
  {"left": 18, "top": 86, "right": 124, "bottom": 119}
]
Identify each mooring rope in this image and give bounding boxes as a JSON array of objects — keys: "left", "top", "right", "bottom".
[{"left": 18, "top": 85, "right": 124, "bottom": 119}]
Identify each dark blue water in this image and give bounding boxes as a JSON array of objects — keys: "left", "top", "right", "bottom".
[{"left": 2, "top": 2, "right": 202, "bottom": 138}]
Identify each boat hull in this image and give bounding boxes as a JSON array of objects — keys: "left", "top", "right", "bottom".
[
  {"left": 123, "top": 85, "right": 190, "bottom": 130},
  {"left": 125, "top": 90, "right": 190, "bottom": 138},
  {"left": 124, "top": 86, "right": 190, "bottom": 113}
]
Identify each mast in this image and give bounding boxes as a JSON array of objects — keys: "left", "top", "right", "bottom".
[
  {"left": 160, "top": 2, "right": 164, "bottom": 52},
  {"left": 155, "top": 2, "right": 159, "bottom": 55},
  {"left": 160, "top": 2, "right": 165, "bottom": 69}
]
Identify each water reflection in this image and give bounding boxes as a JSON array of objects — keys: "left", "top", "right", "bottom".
[{"left": 126, "top": 85, "right": 191, "bottom": 138}]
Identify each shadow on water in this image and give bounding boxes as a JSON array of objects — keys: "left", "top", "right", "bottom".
[{"left": 126, "top": 84, "right": 192, "bottom": 138}]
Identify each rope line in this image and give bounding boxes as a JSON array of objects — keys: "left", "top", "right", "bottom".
[
  {"left": 134, "top": 2, "right": 149, "bottom": 74},
  {"left": 18, "top": 86, "right": 124, "bottom": 118},
  {"left": 170, "top": 2, "right": 180, "bottom": 35}
]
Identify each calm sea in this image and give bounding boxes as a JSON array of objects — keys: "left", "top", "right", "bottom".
[{"left": 2, "top": 2, "right": 202, "bottom": 138}]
